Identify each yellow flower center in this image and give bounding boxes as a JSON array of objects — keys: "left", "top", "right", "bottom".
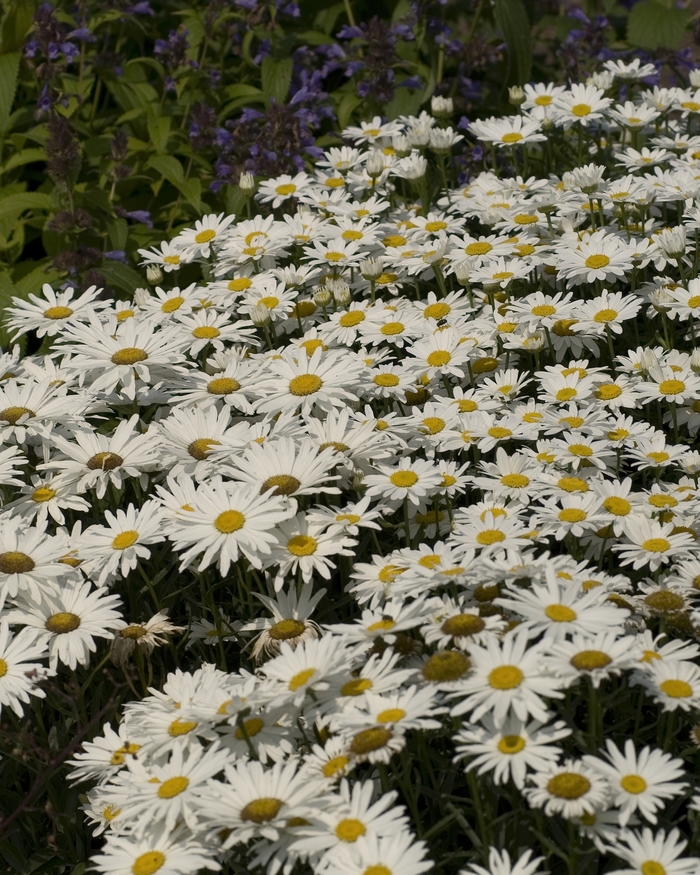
[
  {"left": 339, "top": 311, "right": 365, "bottom": 327},
  {"left": 559, "top": 508, "right": 587, "bottom": 523},
  {"left": 341, "top": 678, "right": 373, "bottom": 696},
  {"left": 476, "top": 529, "right": 506, "bottom": 545},
  {"left": 0, "top": 551, "right": 35, "bottom": 574},
  {"left": 658, "top": 379, "right": 685, "bottom": 395},
  {"left": 31, "top": 486, "right": 57, "bottom": 503},
  {"left": 0, "top": 406, "right": 34, "bottom": 425},
  {"left": 214, "top": 510, "right": 245, "bottom": 534},
  {"left": 584, "top": 254, "right": 610, "bottom": 269},
  {"left": 596, "top": 384, "right": 622, "bottom": 400},
  {"left": 498, "top": 734, "right": 526, "bottom": 754},
  {"left": 571, "top": 650, "right": 612, "bottom": 671},
  {"left": 45, "top": 612, "right": 81, "bottom": 633},
  {"left": 195, "top": 229, "right": 216, "bottom": 244},
  {"left": 168, "top": 719, "right": 198, "bottom": 737},
  {"left": 502, "top": 132, "right": 523, "bottom": 144},
  {"left": 287, "top": 535, "right": 317, "bottom": 557},
  {"left": 424, "top": 303, "right": 451, "bottom": 320},
  {"left": 571, "top": 103, "right": 591, "bottom": 117},
  {"left": 235, "top": 717, "right": 265, "bottom": 739},
  {"left": 422, "top": 651, "right": 471, "bottom": 682},
  {"left": 514, "top": 214, "right": 538, "bottom": 224},
  {"left": 157, "top": 776, "right": 189, "bottom": 798},
  {"left": 289, "top": 374, "right": 323, "bottom": 396},
  {"left": 188, "top": 437, "right": 221, "bottom": 460},
  {"left": 426, "top": 350, "right": 452, "bottom": 367},
  {"left": 364, "top": 868, "right": 391, "bottom": 875},
  {"left": 111, "top": 347, "right": 148, "bottom": 366},
  {"left": 261, "top": 474, "right": 301, "bottom": 496},
  {"left": 349, "top": 727, "right": 393, "bottom": 755},
  {"left": 545, "top": 604, "right": 577, "bottom": 622},
  {"left": 620, "top": 774, "right": 647, "bottom": 795},
  {"left": 421, "top": 417, "right": 445, "bottom": 435},
  {"left": 192, "top": 325, "right": 220, "bottom": 339},
  {"left": 241, "top": 797, "right": 283, "bottom": 823},
  {"left": 380, "top": 322, "right": 404, "bottom": 335},
  {"left": 641, "top": 538, "right": 671, "bottom": 553},
  {"left": 112, "top": 530, "right": 138, "bottom": 550},
  {"left": 288, "top": 667, "right": 316, "bottom": 691},
  {"left": 659, "top": 679, "right": 692, "bottom": 698},
  {"left": 547, "top": 773, "right": 591, "bottom": 798},
  {"left": 488, "top": 665, "right": 523, "bottom": 689},
  {"left": 374, "top": 373, "right": 400, "bottom": 387},
  {"left": 269, "top": 619, "right": 306, "bottom": 641},
  {"left": 390, "top": 470, "right": 418, "bottom": 488},
  {"left": 44, "top": 306, "right": 73, "bottom": 319},
  {"left": 367, "top": 618, "right": 396, "bottom": 632},
  {"left": 568, "top": 443, "right": 592, "bottom": 456},
  {"left": 532, "top": 304, "right": 556, "bottom": 317},
  {"left": 640, "top": 863, "right": 666, "bottom": 875},
  {"left": 465, "top": 241, "right": 493, "bottom": 256},
  {"left": 0, "top": 658, "right": 7, "bottom": 678},
  {"left": 207, "top": 377, "right": 240, "bottom": 395},
  {"left": 441, "top": 614, "right": 485, "bottom": 637},
  {"left": 132, "top": 851, "right": 166, "bottom": 875},
  {"left": 161, "top": 297, "right": 184, "bottom": 313},
  {"left": 645, "top": 591, "right": 684, "bottom": 612},
  {"left": 377, "top": 708, "right": 406, "bottom": 723},
  {"left": 335, "top": 818, "right": 366, "bottom": 842},
  {"left": 593, "top": 308, "right": 618, "bottom": 323},
  {"left": 275, "top": 183, "right": 296, "bottom": 196},
  {"left": 322, "top": 755, "right": 349, "bottom": 778}
]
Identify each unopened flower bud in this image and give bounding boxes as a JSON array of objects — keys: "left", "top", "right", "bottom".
[
  {"left": 313, "top": 287, "right": 332, "bottom": 307},
  {"left": 249, "top": 304, "right": 271, "bottom": 326},
  {"left": 327, "top": 277, "right": 350, "bottom": 304},
  {"left": 239, "top": 172, "right": 255, "bottom": 195},
  {"left": 366, "top": 150, "right": 385, "bottom": 178},
  {"left": 392, "top": 134, "right": 410, "bottom": 157},
  {"left": 360, "top": 257, "right": 384, "bottom": 280},
  {"left": 691, "top": 349, "right": 700, "bottom": 374},
  {"left": 133, "top": 287, "right": 150, "bottom": 306},
  {"left": 431, "top": 95, "right": 453, "bottom": 118},
  {"left": 508, "top": 86, "right": 525, "bottom": 107},
  {"left": 351, "top": 469, "right": 365, "bottom": 491},
  {"left": 146, "top": 265, "right": 163, "bottom": 285},
  {"left": 691, "top": 69, "right": 700, "bottom": 88}
]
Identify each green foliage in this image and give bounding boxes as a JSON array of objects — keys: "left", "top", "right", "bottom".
[{"left": 627, "top": 0, "right": 690, "bottom": 51}]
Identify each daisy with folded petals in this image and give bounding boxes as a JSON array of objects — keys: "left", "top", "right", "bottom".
[
  {"left": 8, "top": 579, "right": 124, "bottom": 670},
  {"left": 460, "top": 848, "right": 545, "bottom": 875},
  {"left": 81, "top": 500, "right": 165, "bottom": 587},
  {"left": 0, "top": 621, "right": 52, "bottom": 717},
  {"left": 167, "top": 478, "right": 294, "bottom": 573},
  {"left": 450, "top": 630, "right": 565, "bottom": 723},
  {"left": 605, "top": 828, "right": 700, "bottom": 875},
  {"left": 584, "top": 740, "right": 688, "bottom": 827}
]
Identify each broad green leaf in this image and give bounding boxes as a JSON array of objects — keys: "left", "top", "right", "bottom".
[
  {"left": 147, "top": 115, "right": 171, "bottom": 155},
  {"left": 148, "top": 154, "right": 185, "bottom": 186},
  {"left": 0, "top": 51, "right": 20, "bottom": 137},
  {"left": 493, "top": 0, "right": 532, "bottom": 86},
  {"left": 296, "top": 30, "right": 335, "bottom": 46},
  {"left": 385, "top": 83, "right": 425, "bottom": 121},
  {"left": 224, "top": 83, "right": 265, "bottom": 100},
  {"left": 0, "top": 0, "right": 36, "bottom": 53},
  {"left": 627, "top": 0, "right": 689, "bottom": 50},
  {"left": 100, "top": 260, "right": 146, "bottom": 295},
  {"left": 1, "top": 147, "right": 46, "bottom": 174},
  {"left": 14, "top": 261, "right": 61, "bottom": 299},
  {"left": 0, "top": 192, "right": 52, "bottom": 224},
  {"left": 337, "top": 92, "right": 363, "bottom": 130},
  {"left": 262, "top": 56, "right": 294, "bottom": 106},
  {"left": 313, "top": 2, "right": 344, "bottom": 34},
  {"left": 107, "top": 218, "right": 128, "bottom": 251}
]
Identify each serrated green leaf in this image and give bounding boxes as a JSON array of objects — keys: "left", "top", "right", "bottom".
[
  {"left": 0, "top": 192, "right": 52, "bottom": 224},
  {"left": 0, "top": 51, "right": 20, "bottom": 137},
  {"left": 493, "top": 0, "right": 532, "bottom": 86},
  {"left": 1, "top": 147, "right": 46, "bottom": 174},
  {"left": 261, "top": 56, "right": 293, "bottom": 105},
  {"left": 0, "top": 0, "right": 36, "bottom": 53},
  {"left": 627, "top": 0, "right": 689, "bottom": 50}
]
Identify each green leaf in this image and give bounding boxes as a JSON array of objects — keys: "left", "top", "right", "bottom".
[
  {"left": 337, "top": 92, "right": 363, "bottom": 130},
  {"left": 385, "top": 82, "right": 425, "bottom": 121},
  {"left": 627, "top": 0, "right": 689, "bottom": 50},
  {"left": 147, "top": 155, "right": 201, "bottom": 212},
  {"left": 313, "top": 2, "right": 344, "bottom": 34},
  {"left": 224, "top": 83, "right": 265, "bottom": 100},
  {"left": 261, "top": 56, "right": 293, "bottom": 105},
  {"left": 0, "top": 51, "right": 20, "bottom": 137},
  {"left": 107, "top": 218, "right": 128, "bottom": 251},
  {"left": 0, "top": 268, "right": 17, "bottom": 347},
  {"left": 0, "top": 0, "right": 36, "bottom": 53},
  {"left": 1, "top": 147, "right": 46, "bottom": 174},
  {"left": 99, "top": 260, "right": 145, "bottom": 295},
  {"left": 493, "top": 0, "right": 532, "bottom": 86},
  {"left": 147, "top": 115, "right": 171, "bottom": 155},
  {"left": 0, "top": 192, "right": 52, "bottom": 224}
]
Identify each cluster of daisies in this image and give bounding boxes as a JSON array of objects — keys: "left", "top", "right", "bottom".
[{"left": 4, "top": 59, "right": 700, "bottom": 875}]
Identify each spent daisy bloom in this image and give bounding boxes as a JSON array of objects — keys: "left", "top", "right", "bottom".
[
  {"left": 449, "top": 629, "right": 565, "bottom": 724},
  {"left": 584, "top": 739, "right": 688, "bottom": 827},
  {"left": 524, "top": 758, "right": 611, "bottom": 818},
  {"left": 8, "top": 579, "right": 124, "bottom": 670},
  {"left": 111, "top": 611, "right": 185, "bottom": 667},
  {"left": 245, "top": 585, "right": 325, "bottom": 660}
]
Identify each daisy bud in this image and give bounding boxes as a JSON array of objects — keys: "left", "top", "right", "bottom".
[
  {"left": 649, "top": 289, "right": 673, "bottom": 313},
  {"left": 454, "top": 261, "right": 472, "bottom": 285},
  {"left": 508, "top": 85, "right": 525, "bottom": 107},
  {"left": 638, "top": 349, "right": 659, "bottom": 375},
  {"left": 352, "top": 469, "right": 365, "bottom": 492},
  {"left": 691, "top": 69, "right": 700, "bottom": 88},
  {"left": 655, "top": 226, "right": 686, "bottom": 259},
  {"left": 239, "top": 172, "right": 255, "bottom": 194},
  {"left": 587, "top": 71, "right": 615, "bottom": 90},
  {"left": 679, "top": 450, "right": 700, "bottom": 475},
  {"left": 691, "top": 349, "right": 700, "bottom": 373},
  {"left": 540, "top": 116, "right": 554, "bottom": 133},
  {"left": 327, "top": 278, "right": 350, "bottom": 305},
  {"left": 249, "top": 304, "right": 271, "bottom": 326},
  {"left": 360, "top": 257, "right": 384, "bottom": 280},
  {"left": 314, "top": 286, "right": 332, "bottom": 307},
  {"left": 366, "top": 150, "right": 385, "bottom": 178},
  {"left": 133, "top": 287, "right": 150, "bottom": 306},
  {"left": 392, "top": 134, "right": 411, "bottom": 157},
  {"left": 407, "top": 125, "right": 431, "bottom": 148},
  {"left": 146, "top": 264, "right": 163, "bottom": 285},
  {"left": 429, "top": 128, "right": 461, "bottom": 153},
  {"left": 431, "top": 95, "right": 453, "bottom": 118}
]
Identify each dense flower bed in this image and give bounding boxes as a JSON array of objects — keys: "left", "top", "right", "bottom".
[{"left": 5, "top": 58, "right": 700, "bottom": 875}]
